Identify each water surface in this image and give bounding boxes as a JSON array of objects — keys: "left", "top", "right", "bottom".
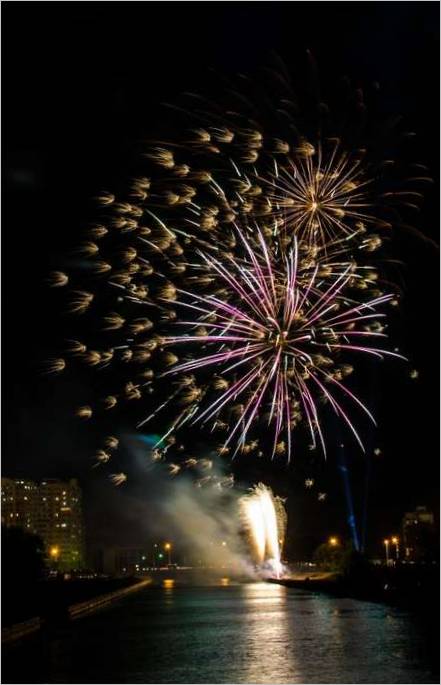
[{"left": 2, "top": 582, "right": 437, "bottom": 683}]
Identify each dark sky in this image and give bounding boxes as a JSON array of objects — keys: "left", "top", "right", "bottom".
[{"left": 3, "top": 2, "right": 439, "bottom": 556}]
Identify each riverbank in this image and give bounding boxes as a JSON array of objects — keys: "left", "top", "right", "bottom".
[
  {"left": 2, "top": 577, "right": 152, "bottom": 645},
  {"left": 270, "top": 563, "right": 439, "bottom": 612},
  {"left": 2, "top": 576, "right": 145, "bottom": 630}
]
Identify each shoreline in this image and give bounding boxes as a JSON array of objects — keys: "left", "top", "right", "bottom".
[
  {"left": 2, "top": 578, "right": 151, "bottom": 645},
  {"left": 268, "top": 570, "right": 439, "bottom": 612}
]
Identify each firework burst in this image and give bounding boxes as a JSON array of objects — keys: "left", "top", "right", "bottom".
[
  {"left": 264, "top": 143, "right": 373, "bottom": 250},
  {"left": 48, "top": 58, "right": 430, "bottom": 481},
  {"left": 147, "top": 224, "right": 403, "bottom": 461}
]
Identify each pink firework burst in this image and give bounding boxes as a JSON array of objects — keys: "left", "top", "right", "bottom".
[{"left": 155, "top": 224, "right": 404, "bottom": 461}]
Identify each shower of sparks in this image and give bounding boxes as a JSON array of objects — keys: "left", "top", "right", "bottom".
[{"left": 240, "top": 483, "right": 286, "bottom": 579}]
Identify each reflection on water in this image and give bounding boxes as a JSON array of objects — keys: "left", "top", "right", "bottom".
[
  {"left": 2, "top": 582, "right": 437, "bottom": 684},
  {"left": 237, "top": 583, "right": 299, "bottom": 683},
  {"left": 232, "top": 583, "right": 436, "bottom": 684}
]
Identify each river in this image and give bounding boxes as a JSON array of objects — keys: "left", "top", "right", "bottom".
[{"left": 2, "top": 581, "right": 437, "bottom": 683}]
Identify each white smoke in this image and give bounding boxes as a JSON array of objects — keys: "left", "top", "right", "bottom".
[{"left": 159, "top": 471, "right": 259, "bottom": 578}]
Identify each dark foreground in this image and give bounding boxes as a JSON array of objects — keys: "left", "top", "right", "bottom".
[
  {"left": 2, "top": 577, "right": 140, "bottom": 627},
  {"left": 2, "top": 581, "right": 438, "bottom": 684}
]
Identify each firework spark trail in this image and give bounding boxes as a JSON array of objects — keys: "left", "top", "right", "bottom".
[{"left": 152, "top": 225, "right": 402, "bottom": 461}]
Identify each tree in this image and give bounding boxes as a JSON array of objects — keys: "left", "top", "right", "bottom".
[
  {"left": 313, "top": 539, "right": 371, "bottom": 579},
  {"left": 313, "top": 541, "right": 346, "bottom": 572},
  {"left": 2, "top": 526, "right": 46, "bottom": 586}
]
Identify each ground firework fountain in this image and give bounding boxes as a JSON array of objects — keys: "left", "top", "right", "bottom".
[{"left": 240, "top": 484, "right": 287, "bottom": 579}]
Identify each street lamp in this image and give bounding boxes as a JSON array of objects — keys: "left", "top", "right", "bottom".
[
  {"left": 391, "top": 536, "right": 399, "bottom": 561},
  {"left": 49, "top": 545, "right": 60, "bottom": 571},
  {"left": 328, "top": 537, "right": 339, "bottom": 547},
  {"left": 383, "top": 539, "right": 390, "bottom": 565},
  {"left": 50, "top": 545, "right": 59, "bottom": 559},
  {"left": 164, "top": 542, "right": 172, "bottom": 565}
]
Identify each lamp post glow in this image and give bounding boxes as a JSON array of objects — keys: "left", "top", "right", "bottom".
[
  {"left": 328, "top": 537, "right": 339, "bottom": 547},
  {"left": 383, "top": 539, "right": 390, "bottom": 565},
  {"left": 164, "top": 542, "right": 172, "bottom": 565},
  {"left": 49, "top": 545, "right": 59, "bottom": 559},
  {"left": 391, "top": 536, "right": 399, "bottom": 561},
  {"left": 49, "top": 545, "right": 60, "bottom": 570}
]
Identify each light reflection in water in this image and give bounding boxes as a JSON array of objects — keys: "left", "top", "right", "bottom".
[
  {"left": 236, "top": 583, "right": 300, "bottom": 683},
  {"left": 224, "top": 582, "right": 434, "bottom": 684}
]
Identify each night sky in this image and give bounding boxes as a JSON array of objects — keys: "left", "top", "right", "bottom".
[{"left": 4, "top": 3, "right": 439, "bottom": 557}]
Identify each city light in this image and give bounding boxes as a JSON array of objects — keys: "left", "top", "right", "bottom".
[
  {"left": 391, "top": 536, "right": 400, "bottom": 560},
  {"left": 383, "top": 536, "right": 400, "bottom": 564},
  {"left": 383, "top": 539, "right": 390, "bottom": 565},
  {"left": 50, "top": 545, "right": 60, "bottom": 559},
  {"left": 328, "top": 537, "right": 339, "bottom": 547}
]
